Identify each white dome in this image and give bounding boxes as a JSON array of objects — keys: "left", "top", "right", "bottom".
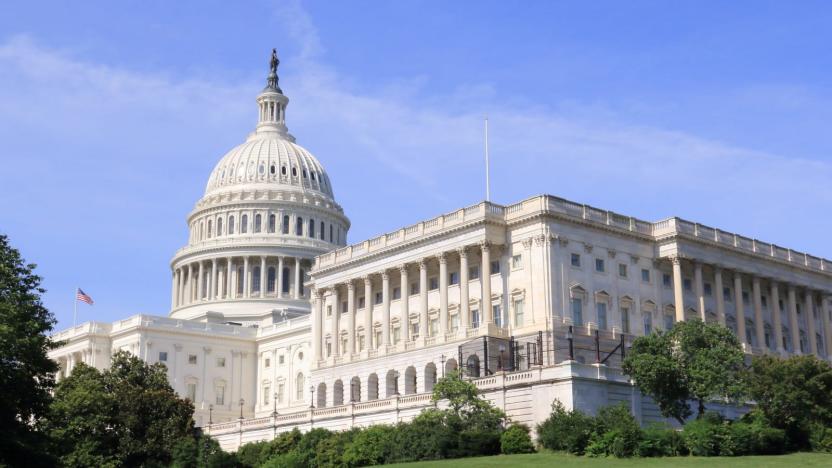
[{"left": 205, "top": 134, "right": 334, "bottom": 199}]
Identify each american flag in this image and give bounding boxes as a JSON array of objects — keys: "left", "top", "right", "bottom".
[{"left": 76, "top": 288, "right": 94, "bottom": 305}]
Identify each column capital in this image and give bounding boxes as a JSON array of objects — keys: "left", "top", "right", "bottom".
[
  {"left": 312, "top": 289, "right": 322, "bottom": 300},
  {"left": 522, "top": 237, "right": 534, "bottom": 249},
  {"left": 381, "top": 270, "right": 390, "bottom": 281},
  {"left": 399, "top": 264, "right": 409, "bottom": 275},
  {"left": 457, "top": 246, "right": 468, "bottom": 258},
  {"left": 437, "top": 252, "right": 447, "bottom": 264},
  {"left": 670, "top": 256, "right": 682, "bottom": 266},
  {"left": 479, "top": 240, "right": 491, "bottom": 252},
  {"left": 347, "top": 281, "right": 355, "bottom": 291},
  {"left": 418, "top": 259, "right": 428, "bottom": 270},
  {"left": 362, "top": 275, "right": 372, "bottom": 286},
  {"left": 212, "top": 257, "right": 218, "bottom": 265}
]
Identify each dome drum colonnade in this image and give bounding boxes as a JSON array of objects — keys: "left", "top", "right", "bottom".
[{"left": 311, "top": 241, "right": 504, "bottom": 366}]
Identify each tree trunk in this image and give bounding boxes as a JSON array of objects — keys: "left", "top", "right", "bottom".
[{"left": 697, "top": 399, "right": 706, "bottom": 418}]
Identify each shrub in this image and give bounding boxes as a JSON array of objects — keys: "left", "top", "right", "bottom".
[
  {"left": 536, "top": 401, "right": 595, "bottom": 455},
  {"left": 586, "top": 404, "right": 642, "bottom": 457},
  {"left": 452, "top": 429, "right": 501, "bottom": 458},
  {"left": 637, "top": 424, "right": 685, "bottom": 457},
  {"left": 809, "top": 423, "right": 832, "bottom": 453},
  {"left": 682, "top": 413, "right": 725, "bottom": 456},
  {"left": 389, "top": 410, "right": 451, "bottom": 462},
  {"left": 260, "top": 451, "right": 304, "bottom": 468},
  {"left": 500, "top": 424, "right": 535, "bottom": 455},
  {"left": 236, "top": 440, "right": 271, "bottom": 467},
  {"left": 292, "top": 428, "right": 332, "bottom": 467},
  {"left": 342, "top": 425, "right": 393, "bottom": 466}
]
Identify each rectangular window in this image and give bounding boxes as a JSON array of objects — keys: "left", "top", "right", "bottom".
[
  {"left": 430, "top": 318, "right": 439, "bottom": 336},
  {"left": 622, "top": 307, "right": 630, "bottom": 334},
  {"left": 358, "top": 334, "right": 366, "bottom": 351},
  {"left": 326, "top": 342, "right": 332, "bottom": 357},
  {"left": 597, "top": 302, "right": 608, "bottom": 330},
  {"left": 595, "top": 258, "right": 605, "bottom": 273},
  {"left": 374, "top": 292, "right": 383, "bottom": 304},
  {"left": 216, "top": 357, "right": 226, "bottom": 368},
  {"left": 724, "top": 287, "right": 732, "bottom": 302},
  {"left": 392, "top": 287, "right": 401, "bottom": 300},
  {"left": 511, "top": 254, "right": 523, "bottom": 269},
  {"left": 158, "top": 351, "right": 168, "bottom": 362},
  {"left": 263, "top": 385, "right": 270, "bottom": 405},
  {"left": 341, "top": 338, "right": 347, "bottom": 354},
  {"left": 762, "top": 296, "right": 768, "bottom": 308},
  {"left": 410, "top": 322, "right": 419, "bottom": 339},
  {"left": 493, "top": 304, "right": 502, "bottom": 327},
  {"left": 641, "top": 269, "right": 651, "bottom": 283},
  {"left": 643, "top": 314, "right": 653, "bottom": 335},
  {"left": 571, "top": 298, "right": 583, "bottom": 326},
  {"left": 490, "top": 260, "right": 500, "bottom": 275},
  {"left": 410, "top": 282, "right": 419, "bottom": 295},
  {"left": 471, "top": 309, "right": 480, "bottom": 329},
  {"left": 663, "top": 274, "right": 672, "bottom": 288},
  {"left": 188, "top": 354, "right": 197, "bottom": 365},
  {"left": 429, "top": 277, "right": 439, "bottom": 290},
  {"left": 358, "top": 297, "right": 366, "bottom": 309},
  {"left": 449, "top": 272, "right": 459, "bottom": 285},
  {"left": 664, "top": 314, "right": 674, "bottom": 331},
  {"left": 279, "top": 355, "right": 285, "bottom": 365},
  {"left": 704, "top": 283, "right": 712, "bottom": 296},
  {"left": 374, "top": 331, "right": 382, "bottom": 348},
  {"left": 468, "top": 266, "right": 480, "bottom": 280},
  {"left": 392, "top": 327, "right": 400, "bottom": 344},
  {"left": 619, "top": 264, "right": 627, "bottom": 278},
  {"left": 186, "top": 383, "right": 197, "bottom": 402},
  {"left": 742, "top": 291, "right": 750, "bottom": 305},
  {"left": 513, "top": 298, "right": 525, "bottom": 327},
  {"left": 450, "top": 314, "right": 459, "bottom": 332},
  {"left": 571, "top": 253, "right": 581, "bottom": 267},
  {"left": 683, "top": 279, "right": 692, "bottom": 291},
  {"left": 216, "top": 385, "right": 225, "bottom": 405},
  {"left": 326, "top": 305, "right": 332, "bottom": 317},
  {"left": 277, "top": 384, "right": 284, "bottom": 403},
  {"left": 264, "top": 358, "right": 270, "bottom": 368}
]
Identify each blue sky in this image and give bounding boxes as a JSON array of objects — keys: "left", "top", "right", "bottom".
[{"left": 1, "top": 1, "right": 831, "bottom": 329}]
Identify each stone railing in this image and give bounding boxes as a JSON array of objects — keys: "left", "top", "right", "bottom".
[
  {"left": 50, "top": 321, "right": 112, "bottom": 341},
  {"left": 654, "top": 218, "right": 831, "bottom": 274}
]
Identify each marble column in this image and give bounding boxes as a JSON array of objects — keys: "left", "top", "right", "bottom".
[
  {"left": 347, "top": 282, "right": 356, "bottom": 355},
  {"left": 822, "top": 296, "right": 832, "bottom": 358},
  {"left": 419, "top": 261, "right": 428, "bottom": 339},
  {"left": 806, "top": 291, "right": 817, "bottom": 356},
  {"left": 438, "top": 252, "right": 448, "bottom": 337},
  {"left": 277, "top": 256, "right": 284, "bottom": 299},
  {"left": 186, "top": 264, "right": 194, "bottom": 304},
  {"left": 771, "top": 282, "right": 784, "bottom": 355},
  {"left": 734, "top": 272, "right": 747, "bottom": 347},
  {"left": 198, "top": 261, "right": 206, "bottom": 301},
  {"left": 672, "top": 257, "right": 685, "bottom": 322},
  {"left": 381, "top": 271, "right": 391, "bottom": 347},
  {"left": 694, "top": 262, "right": 705, "bottom": 320},
  {"left": 363, "top": 276, "right": 373, "bottom": 349},
  {"left": 243, "top": 256, "right": 250, "bottom": 298},
  {"left": 481, "top": 242, "right": 492, "bottom": 324},
  {"left": 258, "top": 257, "right": 265, "bottom": 298},
  {"left": 752, "top": 277, "right": 765, "bottom": 350},
  {"left": 312, "top": 290, "right": 322, "bottom": 363},
  {"left": 227, "top": 257, "right": 234, "bottom": 299},
  {"left": 332, "top": 286, "right": 341, "bottom": 356},
  {"left": 211, "top": 259, "right": 218, "bottom": 300},
  {"left": 399, "top": 265, "right": 410, "bottom": 342},
  {"left": 459, "top": 247, "right": 469, "bottom": 332},
  {"left": 788, "top": 285, "right": 800, "bottom": 354},
  {"left": 294, "top": 258, "right": 301, "bottom": 299},
  {"left": 174, "top": 269, "right": 182, "bottom": 308},
  {"left": 714, "top": 267, "right": 726, "bottom": 325},
  {"left": 171, "top": 271, "right": 178, "bottom": 310}
]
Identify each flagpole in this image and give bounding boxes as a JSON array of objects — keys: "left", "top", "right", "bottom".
[
  {"left": 484, "top": 114, "right": 490, "bottom": 202},
  {"left": 72, "top": 287, "right": 78, "bottom": 327}
]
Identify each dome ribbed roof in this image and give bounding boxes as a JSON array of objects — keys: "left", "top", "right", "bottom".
[{"left": 205, "top": 134, "right": 334, "bottom": 198}]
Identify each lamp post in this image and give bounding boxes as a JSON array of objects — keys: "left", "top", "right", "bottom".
[
  {"left": 393, "top": 370, "right": 400, "bottom": 396},
  {"left": 272, "top": 392, "right": 278, "bottom": 417},
  {"left": 440, "top": 353, "right": 446, "bottom": 378},
  {"left": 208, "top": 404, "right": 213, "bottom": 427},
  {"left": 239, "top": 398, "right": 244, "bottom": 420},
  {"left": 310, "top": 385, "right": 315, "bottom": 409}
]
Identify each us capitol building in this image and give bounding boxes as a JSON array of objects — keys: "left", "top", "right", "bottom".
[{"left": 49, "top": 51, "right": 832, "bottom": 450}]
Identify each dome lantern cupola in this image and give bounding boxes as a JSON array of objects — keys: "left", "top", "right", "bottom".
[{"left": 255, "top": 49, "right": 294, "bottom": 142}]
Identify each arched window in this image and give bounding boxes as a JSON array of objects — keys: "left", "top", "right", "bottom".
[
  {"left": 199, "top": 221, "right": 204, "bottom": 240},
  {"left": 316, "top": 382, "right": 327, "bottom": 408},
  {"left": 350, "top": 376, "right": 361, "bottom": 402},
  {"left": 296, "top": 217, "right": 303, "bottom": 236},
  {"left": 282, "top": 215, "right": 290, "bottom": 234},
  {"left": 309, "top": 219, "right": 315, "bottom": 238},
  {"left": 270, "top": 164, "right": 275, "bottom": 175},
  {"left": 319, "top": 221, "right": 325, "bottom": 240},
  {"left": 207, "top": 220, "right": 212, "bottom": 238},
  {"left": 782, "top": 326, "right": 791, "bottom": 351},
  {"left": 282, "top": 267, "right": 290, "bottom": 294},
  {"left": 311, "top": 172, "right": 316, "bottom": 181},
  {"left": 386, "top": 369, "right": 399, "bottom": 398},
  {"left": 267, "top": 267, "right": 276, "bottom": 293},
  {"left": 303, "top": 169, "right": 308, "bottom": 179},
  {"left": 241, "top": 214, "right": 248, "bottom": 234},
  {"left": 292, "top": 167, "right": 297, "bottom": 177},
  {"left": 268, "top": 214, "right": 276, "bottom": 233},
  {"left": 465, "top": 355, "right": 480, "bottom": 378},
  {"left": 254, "top": 214, "right": 262, "bottom": 233},
  {"left": 404, "top": 366, "right": 417, "bottom": 395},
  {"left": 333, "top": 380, "right": 344, "bottom": 406},
  {"left": 445, "top": 358, "right": 458, "bottom": 376},
  {"left": 228, "top": 215, "right": 235, "bottom": 234},
  {"left": 252, "top": 267, "right": 261, "bottom": 293},
  {"left": 217, "top": 217, "right": 223, "bottom": 236},
  {"left": 281, "top": 165, "right": 287, "bottom": 176},
  {"left": 329, "top": 225, "right": 334, "bottom": 243},
  {"left": 643, "top": 313, "right": 653, "bottom": 335},
  {"left": 296, "top": 373, "right": 305, "bottom": 401},
  {"left": 424, "top": 363, "right": 437, "bottom": 392},
  {"left": 368, "top": 373, "right": 379, "bottom": 400}
]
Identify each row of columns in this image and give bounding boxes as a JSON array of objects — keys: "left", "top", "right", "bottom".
[
  {"left": 312, "top": 242, "right": 498, "bottom": 363},
  {"left": 172, "top": 255, "right": 307, "bottom": 309},
  {"left": 670, "top": 257, "right": 832, "bottom": 356}
]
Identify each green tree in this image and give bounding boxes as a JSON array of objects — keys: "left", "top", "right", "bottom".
[
  {"left": 45, "top": 351, "right": 195, "bottom": 466},
  {"left": 623, "top": 320, "right": 744, "bottom": 424},
  {"left": 745, "top": 354, "right": 832, "bottom": 448},
  {"left": 431, "top": 370, "right": 505, "bottom": 431},
  {"left": 0, "top": 234, "right": 60, "bottom": 467}
]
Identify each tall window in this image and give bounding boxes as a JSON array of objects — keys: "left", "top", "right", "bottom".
[
  {"left": 207, "top": 220, "right": 212, "bottom": 238},
  {"left": 237, "top": 267, "right": 244, "bottom": 294},
  {"left": 596, "top": 302, "right": 607, "bottom": 330},
  {"left": 241, "top": 214, "right": 248, "bottom": 234},
  {"left": 571, "top": 298, "right": 583, "bottom": 326},
  {"left": 217, "top": 217, "right": 223, "bottom": 236},
  {"left": 267, "top": 267, "right": 276, "bottom": 293},
  {"left": 282, "top": 267, "right": 290, "bottom": 293},
  {"left": 622, "top": 307, "right": 630, "bottom": 334},
  {"left": 186, "top": 382, "right": 197, "bottom": 402},
  {"left": 309, "top": 219, "right": 315, "bottom": 238},
  {"left": 215, "top": 384, "right": 225, "bottom": 405},
  {"left": 471, "top": 309, "right": 480, "bottom": 328},
  {"left": 282, "top": 215, "right": 290, "bottom": 234},
  {"left": 262, "top": 385, "right": 270, "bottom": 405},
  {"left": 296, "top": 217, "right": 303, "bottom": 236},
  {"left": 252, "top": 267, "right": 261, "bottom": 293},
  {"left": 299, "top": 269, "right": 305, "bottom": 296},
  {"left": 643, "top": 314, "right": 652, "bottom": 335},
  {"left": 254, "top": 214, "right": 262, "bottom": 233},
  {"left": 329, "top": 225, "right": 333, "bottom": 242},
  {"left": 296, "top": 373, "right": 305, "bottom": 400},
  {"left": 493, "top": 304, "right": 502, "bottom": 327},
  {"left": 664, "top": 313, "right": 674, "bottom": 331},
  {"left": 228, "top": 215, "right": 235, "bottom": 234},
  {"left": 268, "top": 214, "right": 276, "bottom": 233},
  {"left": 513, "top": 298, "right": 525, "bottom": 327}
]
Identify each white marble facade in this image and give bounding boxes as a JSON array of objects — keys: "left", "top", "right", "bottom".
[{"left": 48, "top": 54, "right": 832, "bottom": 450}]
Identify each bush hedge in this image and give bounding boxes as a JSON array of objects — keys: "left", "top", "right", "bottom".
[{"left": 500, "top": 424, "right": 535, "bottom": 454}]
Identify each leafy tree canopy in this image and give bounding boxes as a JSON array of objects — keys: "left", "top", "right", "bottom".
[
  {"left": 431, "top": 370, "right": 506, "bottom": 431},
  {"left": 0, "top": 234, "right": 60, "bottom": 467},
  {"left": 623, "top": 320, "right": 744, "bottom": 424}
]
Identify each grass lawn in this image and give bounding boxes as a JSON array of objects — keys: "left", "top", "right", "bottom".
[{"left": 386, "top": 451, "right": 832, "bottom": 467}]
